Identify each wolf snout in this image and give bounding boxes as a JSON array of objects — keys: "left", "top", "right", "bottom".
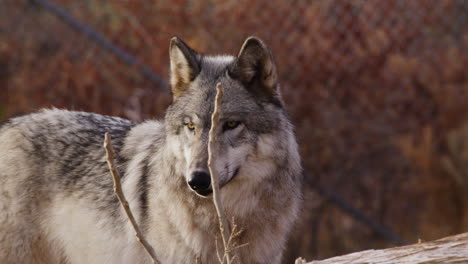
[{"left": 188, "top": 171, "right": 212, "bottom": 196}]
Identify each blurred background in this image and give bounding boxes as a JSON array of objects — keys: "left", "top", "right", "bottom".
[{"left": 1, "top": 0, "right": 467, "bottom": 262}]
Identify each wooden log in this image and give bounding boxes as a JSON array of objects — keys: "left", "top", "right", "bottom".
[{"left": 298, "top": 232, "right": 468, "bottom": 264}]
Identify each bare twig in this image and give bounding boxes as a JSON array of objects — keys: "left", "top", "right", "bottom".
[
  {"left": 295, "top": 257, "right": 307, "bottom": 264},
  {"left": 104, "top": 133, "right": 160, "bottom": 264},
  {"left": 215, "top": 235, "right": 224, "bottom": 264},
  {"left": 208, "top": 83, "right": 232, "bottom": 264},
  {"left": 215, "top": 218, "right": 248, "bottom": 264},
  {"left": 226, "top": 217, "right": 248, "bottom": 253}
]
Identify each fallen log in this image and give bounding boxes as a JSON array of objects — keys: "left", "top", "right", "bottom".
[{"left": 297, "top": 232, "right": 468, "bottom": 264}]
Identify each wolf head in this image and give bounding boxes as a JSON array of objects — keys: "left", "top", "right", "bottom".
[{"left": 165, "top": 36, "right": 294, "bottom": 198}]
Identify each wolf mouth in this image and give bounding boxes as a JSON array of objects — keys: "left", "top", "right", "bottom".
[
  {"left": 229, "top": 167, "right": 240, "bottom": 184},
  {"left": 195, "top": 166, "right": 240, "bottom": 197},
  {"left": 196, "top": 189, "right": 213, "bottom": 196}
]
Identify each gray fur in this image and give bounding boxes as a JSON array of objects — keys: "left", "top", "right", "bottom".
[{"left": 0, "top": 37, "right": 302, "bottom": 264}]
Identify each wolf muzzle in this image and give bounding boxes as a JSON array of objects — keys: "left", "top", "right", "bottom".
[{"left": 188, "top": 170, "right": 212, "bottom": 196}]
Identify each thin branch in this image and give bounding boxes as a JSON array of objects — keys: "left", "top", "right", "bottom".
[
  {"left": 104, "top": 132, "right": 160, "bottom": 264},
  {"left": 208, "top": 83, "right": 232, "bottom": 264},
  {"left": 295, "top": 257, "right": 307, "bottom": 264},
  {"left": 225, "top": 217, "right": 248, "bottom": 255},
  {"left": 215, "top": 235, "right": 224, "bottom": 264}
]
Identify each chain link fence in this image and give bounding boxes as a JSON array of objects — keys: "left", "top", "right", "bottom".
[{"left": 1, "top": 0, "right": 467, "bottom": 262}]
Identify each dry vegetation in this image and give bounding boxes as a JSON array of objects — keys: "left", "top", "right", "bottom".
[{"left": 0, "top": 0, "right": 467, "bottom": 262}]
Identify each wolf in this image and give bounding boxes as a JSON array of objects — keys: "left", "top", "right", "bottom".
[{"left": 0, "top": 36, "right": 302, "bottom": 264}]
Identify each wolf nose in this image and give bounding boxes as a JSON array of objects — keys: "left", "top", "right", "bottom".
[{"left": 188, "top": 171, "right": 211, "bottom": 191}]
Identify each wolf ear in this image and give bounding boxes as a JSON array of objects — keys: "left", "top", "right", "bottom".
[
  {"left": 169, "top": 37, "right": 201, "bottom": 98},
  {"left": 230, "top": 37, "right": 280, "bottom": 103}
]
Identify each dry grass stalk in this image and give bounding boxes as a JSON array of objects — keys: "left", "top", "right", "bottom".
[
  {"left": 104, "top": 132, "right": 160, "bottom": 264},
  {"left": 208, "top": 83, "right": 232, "bottom": 264},
  {"left": 215, "top": 217, "right": 248, "bottom": 264},
  {"left": 225, "top": 217, "right": 249, "bottom": 261},
  {"left": 295, "top": 257, "right": 307, "bottom": 264}
]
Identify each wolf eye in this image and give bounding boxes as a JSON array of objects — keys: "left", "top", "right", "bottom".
[
  {"left": 223, "top": 121, "right": 240, "bottom": 131},
  {"left": 185, "top": 122, "right": 195, "bottom": 131}
]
